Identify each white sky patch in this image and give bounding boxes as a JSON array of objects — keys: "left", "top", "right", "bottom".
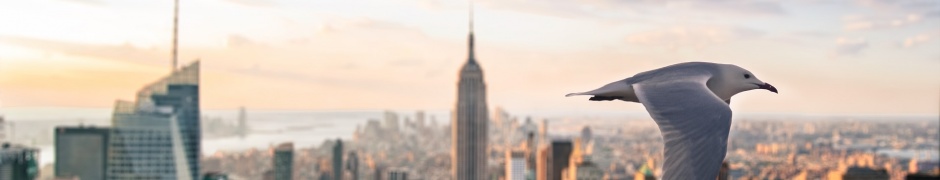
[{"left": 625, "top": 25, "right": 764, "bottom": 51}]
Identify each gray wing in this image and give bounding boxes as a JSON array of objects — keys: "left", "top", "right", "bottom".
[{"left": 633, "top": 74, "right": 732, "bottom": 180}]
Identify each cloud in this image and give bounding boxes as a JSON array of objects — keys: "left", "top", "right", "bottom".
[
  {"left": 666, "top": 0, "right": 786, "bottom": 16},
  {"left": 843, "top": 13, "right": 924, "bottom": 31},
  {"left": 0, "top": 36, "right": 165, "bottom": 66},
  {"left": 900, "top": 31, "right": 939, "bottom": 48},
  {"left": 624, "top": 25, "right": 764, "bottom": 51},
  {"left": 226, "top": 35, "right": 265, "bottom": 49},
  {"left": 842, "top": 0, "right": 938, "bottom": 31},
  {"left": 833, "top": 37, "right": 869, "bottom": 56}
]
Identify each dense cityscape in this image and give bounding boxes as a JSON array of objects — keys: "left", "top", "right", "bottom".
[{"left": 195, "top": 111, "right": 940, "bottom": 180}]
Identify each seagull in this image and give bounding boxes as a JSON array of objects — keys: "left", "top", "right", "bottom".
[{"left": 565, "top": 62, "right": 777, "bottom": 180}]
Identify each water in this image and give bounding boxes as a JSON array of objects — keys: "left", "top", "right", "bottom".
[{"left": 2, "top": 107, "right": 450, "bottom": 166}]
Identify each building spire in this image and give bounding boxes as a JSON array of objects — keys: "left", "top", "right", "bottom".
[
  {"left": 467, "top": 0, "right": 476, "bottom": 63},
  {"left": 171, "top": 0, "right": 179, "bottom": 72}
]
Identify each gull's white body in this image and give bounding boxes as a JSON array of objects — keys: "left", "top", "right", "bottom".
[{"left": 566, "top": 62, "right": 775, "bottom": 180}]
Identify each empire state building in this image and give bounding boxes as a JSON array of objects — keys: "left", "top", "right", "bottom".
[{"left": 452, "top": 4, "right": 489, "bottom": 179}]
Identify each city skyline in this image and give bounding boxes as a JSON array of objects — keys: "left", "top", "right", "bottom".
[{"left": 1, "top": 0, "right": 939, "bottom": 116}]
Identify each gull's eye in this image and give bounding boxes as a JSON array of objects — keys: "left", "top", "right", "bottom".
[{"left": 744, "top": 74, "right": 751, "bottom": 79}]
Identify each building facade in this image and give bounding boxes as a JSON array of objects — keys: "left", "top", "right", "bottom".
[
  {"left": 107, "top": 61, "right": 200, "bottom": 180},
  {"left": 346, "top": 151, "right": 359, "bottom": 180},
  {"left": 274, "top": 143, "right": 294, "bottom": 180},
  {"left": 55, "top": 126, "right": 110, "bottom": 180},
  {"left": 332, "top": 139, "right": 343, "bottom": 180},
  {"left": 387, "top": 168, "right": 408, "bottom": 180},
  {"left": 452, "top": 4, "right": 489, "bottom": 180},
  {"left": 506, "top": 150, "right": 527, "bottom": 180},
  {"left": 537, "top": 139, "right": 573, "bottom": 180},
  {"left": 0, "top": 143, "right": 38, "bottom": 180}
]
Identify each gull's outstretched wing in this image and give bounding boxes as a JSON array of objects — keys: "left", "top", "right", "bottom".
[{"left": 633, "top": 74, "right": 732, "bottom": 180}]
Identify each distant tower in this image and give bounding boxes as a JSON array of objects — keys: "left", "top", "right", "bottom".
[
  {"left": 539, "top": 120, "right": 549, "bottom": 144},
  {"left": 452, "top": 1, "right": 489, "bottom": 179},
  {"left": 384, "top": 111, "right": 399, "bottom": 133},
  {"left": 0, "top": 116, "right": 5, "bottom": 141},
  {"left": 332, "top": 139, "right": 343, "bottom": 180},
  {"left": 415, "top": 111, "right": 426, "bottom": 128},
  {"left": 237, "top": 107, "right": 247, "bottom": 138}
]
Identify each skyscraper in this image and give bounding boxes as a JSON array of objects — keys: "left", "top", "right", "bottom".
[
  {"left": 452, "top": 2, "right": 489, "bottom": 180},
  {"left": 55, "top": 126, "right": 110, "bottom": 180},
  {"left": 506, "top": 150, "right": 526, "bottom": 180},
  {"left": 346, "top": 151, "right": 359, "bottom": 180},
  {"left": 387, "top": 168, "right": 409, "bottom": 180},
  {"left": 536, "top": 139, "right": 573, "bottom": 180},
  {"left": 333, "top": 139, "right": 343, "bottom": 180},
  {"left": 0, "top": 143, "right": 38, "bottom": 180},
  {"left": 537, "top": 146, "right": 550, "bottom": 180},
  {"left": 274, "top": 143, "right": 294, "bottom": 180},
  {"left": 107, "top": 61, "right": 200, "bottom": 180},
  {"left": 0, "top": 116, "right": 5, "bottom": 141},
  {"left": 237, "top": 106, "right": 247, "bottom": 138}
]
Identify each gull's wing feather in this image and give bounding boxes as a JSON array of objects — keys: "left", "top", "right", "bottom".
[
  {"left": 564, "top": 78, "right": 630, "bottom": 97},
  {"left": 633, "top": 74, "right": 732, "bottom": 180}
]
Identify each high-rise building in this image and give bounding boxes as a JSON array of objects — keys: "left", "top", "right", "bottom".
[
  {"left": 387, "top": 168, "right": 408, "bottom": 180},
  {"left": 55, "top": 126, "right": 110, "bottom": 180},
  {"left": 539, "top": 120, "right": 549, "bottom": 144},
  {"left": 201, "top": 172, "right": 229, "bottom": 180},
  {"left": 107, "top": 61, "right": 200, "bottom": 180},
  {"left": 0, "top": 116, "right": 5, "bottom": 141},
  {"left": 384, "top": 111, "right": 399, "bottom": 132},
  {"left": 506, "top": 150, "right": 527, "bottom": 180},
  {"left": 536, "top": 139, "right": 573, "bottom": 180},
  {"left": 551, "top": 140, "right": 574, "bottom": 180},
  {"left": 493, "top": 107, "right": 507, "bottom": 126},
  {"left": 537, "top": 146, "right": 550, "bottom": 180},
  {"left": 828, "top": 166, "right": 889, "bottom": 180},
  {"left": 346, "top": 151, "right": 359, "bottom": 180},
  {"left": 452, "top": 2, "right": 489, "bottom": 180},
  {"left": 274, "top": 143, "right": 294, "bottom": 180},
  {"left": 415, "top": 111, "right": 426, "bottom": 128},
  {"left": 373, "top": 164, "right": 386, "bottom": 180},
  {"left": 0, "top": 143, "right": 38, "bottom": 180},
  {"left": 333, "top": 139, "right": 343, "bottom": 180},
  {"left": 563, "top": 154, "right": 603, "bottom": 180},
  {"left": 237, "top": 107, "right": 247, "bottom": 138}
]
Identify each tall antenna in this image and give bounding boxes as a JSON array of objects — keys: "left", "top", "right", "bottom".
[
  {"left": 469, "top": 0, "right": 474, "bottom": 34},
  {"left": 171, "top": 0, "right": 179, "bottom": 72},
  {"left": 467, "top": 0, "right": 476, "bottom": 62}
]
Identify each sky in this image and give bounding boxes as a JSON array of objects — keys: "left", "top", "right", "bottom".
[{"left": 0, "top": 0, "right": 938, "bottom": 116}]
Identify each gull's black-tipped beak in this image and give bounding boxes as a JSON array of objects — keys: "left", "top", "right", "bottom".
[{"left": 759, "top": 83, "right": 778, "bottom": 93}]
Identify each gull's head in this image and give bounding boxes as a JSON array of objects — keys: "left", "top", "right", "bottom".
[{"left": 713, "top": 64, "right": 778, "bottom": 99}]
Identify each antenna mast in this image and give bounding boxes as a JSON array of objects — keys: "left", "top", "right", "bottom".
[{"left": 171, "top": 0, "right": 179, "bottom": 71}]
